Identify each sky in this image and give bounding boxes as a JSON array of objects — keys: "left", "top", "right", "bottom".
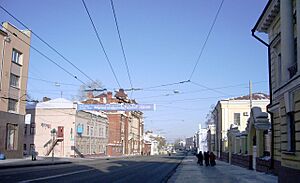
[{"left": 0, "top": 0, "right": 269, "bottom": 142}]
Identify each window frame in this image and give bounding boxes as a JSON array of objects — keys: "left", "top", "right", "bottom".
[
  {"left": 8, "top": 99, "right": 18, "bottom": 112},
  {"left": 6, "top": 123, "right": 18, "bottom": 151},
  {"left": 9, "top": 73, "right": 20, "bottom": 89},
  {"left": 233, "top": 113, "right": 241, "bottom": 126},
  {"left": 11, "top": 49, "right": 22, "bottom": 65},
  {"left": 287, "top": 111, "right": 296, "bottom": 152}
]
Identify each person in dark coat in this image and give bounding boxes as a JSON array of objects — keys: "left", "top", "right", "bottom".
[
  {"left": 204, "top": 151, "right": 210, "bottom": 166},
  {"left": 197, "top": 151, "right": 203, "bottom": 166},
  {"left": 209, "top": 151, "right": 216, "bottom": 166},
  {"left": 196, "top": 152, "right": 200, "bottom": 164}
]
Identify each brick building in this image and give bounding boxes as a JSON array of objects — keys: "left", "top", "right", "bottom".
[{"left": 85, "top": 89, "right": 144, "bottom": 156}]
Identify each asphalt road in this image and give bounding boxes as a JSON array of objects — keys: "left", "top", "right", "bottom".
[{"left": 0, "top": 154, "right": 184, "bottom": 183}]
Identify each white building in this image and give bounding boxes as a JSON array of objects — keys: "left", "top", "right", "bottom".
[
  {"left": 195, "top": 124, "right": 208, "bottom": 153},
  {"left": 25, "top": 98, "right": 109, "bottom": 157},
  {"left": 143, "top": 131, "right": 164, "bottom": 155}
]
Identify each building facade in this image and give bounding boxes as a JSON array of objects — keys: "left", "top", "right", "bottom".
[
  {"left": 213, "top": 94, "right": 269, "bottom": 158},
  {"left": 89, "top": 89, "right": 144, "bottom": 156},
  {"left": 195, "top": 124, "right": 208, "bottom": 153},
  {"left": 185, "top": 137, "right": 194, "bottom": 150},
  {"left": 144, "top": 131, "right": 159, "bottom": 155},
  {"left": 207, "top": 124, "right": 216, "bottom": 152},
  {"left": 0, "top": 22, "right": 31, "bottom": 158},
  {"left": 253, "top": 0, "right": 300, "bottom": 181},
  {"left": 25, "top": 98, "right": 109, "bottom": 158}
]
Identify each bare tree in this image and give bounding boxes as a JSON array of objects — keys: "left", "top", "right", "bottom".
[
  {"left": 205, "top": 104, "right": 215, "bottom": 126},
  {"left": 76, "top": 80, "right": 104, "bottom": 100}
]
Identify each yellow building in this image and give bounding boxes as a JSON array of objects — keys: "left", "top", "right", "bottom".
[
  {"left": 0, "top": 22, "right": 31, "bottom": 158},
  {"left": 253, "top": 0, "right": 300, "bottom": 182},
  {"left": 213, "top": 93, "right": 269, "bottom": 159}
]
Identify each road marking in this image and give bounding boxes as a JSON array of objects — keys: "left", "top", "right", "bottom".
[{"left": 19, "top": 168, "right": 95, "bottom": 183}]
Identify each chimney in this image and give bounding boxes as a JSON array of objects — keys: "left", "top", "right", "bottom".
[
  {"left": 107, "top": 92, "right": 113, "bottom": 103},
  {"left": 43, "top": 97, "right": 51, "bottom": 102}
]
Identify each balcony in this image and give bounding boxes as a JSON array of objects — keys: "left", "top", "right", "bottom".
[{"left": 288, "top": 63, "right": 298, "bottom": 79}]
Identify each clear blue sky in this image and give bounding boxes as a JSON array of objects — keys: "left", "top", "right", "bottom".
[{"left": 1, "top": 0, "right": 269, "bottom": 142}]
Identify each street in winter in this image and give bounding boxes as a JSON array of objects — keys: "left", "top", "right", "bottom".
[{"left": 0, "top": 0, "right": 299, "bottom": 182}]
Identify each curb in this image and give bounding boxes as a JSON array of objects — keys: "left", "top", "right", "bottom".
[
  {"left": 162, "top": 155, "right": 185, "bottom": 183},
  {"left": 0, "top": 161, "right": 72, "bottom": 170}
]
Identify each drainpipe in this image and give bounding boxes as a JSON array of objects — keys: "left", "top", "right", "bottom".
[{"left": 251, "top": 29, "right": 274, "bottom": 170}]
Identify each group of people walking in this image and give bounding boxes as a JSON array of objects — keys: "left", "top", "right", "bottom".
[{"left": 196, "top": 151, "right": 216, "bottom": 166}]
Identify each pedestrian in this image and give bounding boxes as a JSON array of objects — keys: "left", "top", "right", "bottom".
[
  {"left": 31, "top": 147, "right": 37, "bottom": 161},
  {"left": 210, "top": 152, "right": 216, "bottom": 166},
  {"left": 195, "top": 151, "right": 200, "bottom": 164},
  {"left": 204, "top": 151, "right": 210, "bottom": 166},
  {"left": 198, "top": 151, "right": 203, "bottom": 166}
]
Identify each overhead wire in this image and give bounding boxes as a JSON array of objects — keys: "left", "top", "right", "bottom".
[
  {"left": 0, "top": 25, "right": 88, "bottom": 86},
  {"left": 134, "top": 80, "right": 268, "bottom": 100},
  {"left": 109, "top": 0, "right": 134, "bottom": 91},
  {"left": 0, "top": 4, "right": 96, "bottom": 85},
  {"left": 190, "top": 80, "right": 229, "bottom": 95},
  {"left": 188, "top": 0, "right": 225, "bottom": 80},
  {"left": 142, "top": 80, "right": 190, "bottom": 90},
  {"left": 81, "top": 0, "right": 122, "bottom": 88}
]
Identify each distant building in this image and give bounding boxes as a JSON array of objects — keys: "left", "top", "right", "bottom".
[
  {"left": 25, "top": 98, "right": 109, "bottom": 157},
  {"left": 213, "top": 93, "right": 269, "bottom": 158},
  {"left": 195, "top": 124, "right": 208, "bottom": 153},
  {"left": 207, "top": 124, "right": 216, "bottom": 152},
  {"left": 253, "top": 0, "right": 300, "bottom": 181},
  {"left": 144, "top": 131, "right": 162, "bottom": 155},
  {"left": 0, "top": 22, "right": 31, "bottom": 158},
  {"left": 185, "top": 137, "right": 194, "bottom": 150}
]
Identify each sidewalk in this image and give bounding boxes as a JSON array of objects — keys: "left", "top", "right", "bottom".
[
  {"left": 0, "top": 156, "right": 75, "bottom": 169},
  {"left": 168, "top": 155, "right": 278, "bottom": 183}
]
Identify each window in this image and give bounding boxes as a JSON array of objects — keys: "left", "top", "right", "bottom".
[
  {"left": 91, "top": 126, "right": 93, "bottom": 136},
  {"left": 287, "top": 112, "right": 296, "bottom": 152},
  {"left": 30, "top": 123, "right": 35, "bottom": 135},
  {"left": 6, "top": 123, "right": 18, "bottom": 150},
  {"left": 10, "top": 74, "right": 20, "bottom": 88},
  {"left": 288, "top": 38, "right": 298, "bottom": 78},
  {"left": 234, "top": 113, "right": 240, "bottom": 126},
  {"left": 12, "top": 49, "right": 22, "bottom": 64},
  {"left": 99, "top": 127, "right": 103, "bottom": 137},
  {"left": 278, "top": 53, "right": 282, "bottom": 86},
  {"left": 87, "top": 126, "right": 90, "bottom": 135},
  {"left": 70, "top": 128, "right": 73, "bottom": 139},
  {"left": 8, "top": 99, "right": 18, "bottom": 112},
  {"left": 23, "top": 144, "right": 27, "bottom": 151},
  {"left": 24, "top": 124, "right": 27, "bottom": 135}
]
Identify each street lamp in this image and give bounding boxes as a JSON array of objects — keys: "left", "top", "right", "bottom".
[{"left": 51, "top": 128, "right": 57, "bottom": 162}]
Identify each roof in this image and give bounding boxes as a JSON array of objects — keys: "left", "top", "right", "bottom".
[
  {"left": 230, "top": 93, "right": 270, "bottom": 100},
  {"left": 252, "top": 0, "right": 280, "bottom": 33},
  {"left": 27, "top": 98, "right": 75, "bottom": 109}
]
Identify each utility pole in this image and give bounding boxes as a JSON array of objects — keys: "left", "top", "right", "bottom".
[{"left": 249, "top": 80, "right": 253, "bottom": 110}]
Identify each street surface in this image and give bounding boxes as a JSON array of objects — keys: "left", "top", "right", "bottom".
[{"left": 0, "top": 154, "right": 184, "bottom": 183}]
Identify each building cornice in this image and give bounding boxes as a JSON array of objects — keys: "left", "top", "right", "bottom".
[{"left": 253, "top": 0, "right": 280, "bottom": 33}]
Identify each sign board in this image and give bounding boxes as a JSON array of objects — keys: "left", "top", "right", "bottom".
[
  {"left": 77, "top": 104, "right": 156, "bottom": 111},
  {"left": 77, "top": 124, "right": 83, "bottom": 134},
  {"left": 25, "top": 114, "right": 31, "bottom": 124}
]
